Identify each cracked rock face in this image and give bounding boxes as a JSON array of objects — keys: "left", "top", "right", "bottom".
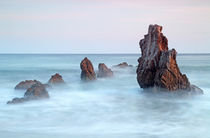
[
  {"left": 136, "top": 24, "right": 203, "bottom": 93},
  {"left": 80, "top": 57, "right": 96, "bottom": 81}
]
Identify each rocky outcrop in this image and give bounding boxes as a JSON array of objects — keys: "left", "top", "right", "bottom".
[
  {"left": 80, "top": 57, "right": 96, "bottom": 81},
  {"left": 136, "top": 24, "right": 203, "bottom": 94},
  {"left": 114, "top": 62, "right": 133, "bottom": 68},
  {"left": 48, "top": 73, "right": 65, "bottom": 85},
  {"left": 7, "top": 82, "right": 49, "bottom": 104},
  {"left": 97, "top": 63, "right": 113, "bottom": 78},
  {"left": 24, "top": 82, "right": 49, "bottom": 99},
  {"left": 15, "top": 80, "right": 40, "bottom": 90}
]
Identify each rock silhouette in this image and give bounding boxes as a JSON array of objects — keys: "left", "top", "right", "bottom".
[
  {"left": 80, "top": 57, "right": 96, "bottom": 81},
  {"left": 97, "top": 63, "right": 113, "bottom": 78},
  {"left": 136, "top": 24, "right": 203, "bottom": 94}
]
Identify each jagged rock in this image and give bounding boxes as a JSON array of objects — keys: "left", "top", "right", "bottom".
[
  {"left": 15, "top": 80, "right": 40, "bottom": 90},
  {"left": 97, "top": 63, "right": 113, "bottom": 78},
  {"left": 136, "top": 24, "right": 203, "bottom": 94},
  {"left": 80, "top": 57, "right": 96, "bottom": 81},
  {"left": 114, "top": 62, "right": 133, "bottom": 68},
  {"left": 48, "top": 73, "right": 65, "bottom": 85},
  {"left": 7, "top": 82, "right": 49, "bottom": 104}
]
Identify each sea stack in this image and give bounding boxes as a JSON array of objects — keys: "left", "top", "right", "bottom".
[
  {"left": 80, "top": 57, "right": 96, "bottom": 81},
  {"left": 97, "top": 63, "right": 113, "bottom": 78},
  {"left": 136, "top": 24, "right": 203, "bottom": 94}
]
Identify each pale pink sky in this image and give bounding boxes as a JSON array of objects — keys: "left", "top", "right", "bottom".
[{"left": 0, "top": 0, "right": 210, "bottom": 53}]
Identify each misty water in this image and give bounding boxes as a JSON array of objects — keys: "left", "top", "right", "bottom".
[{"left": 0, "top": 54, "right": 210, "bottom": 138}]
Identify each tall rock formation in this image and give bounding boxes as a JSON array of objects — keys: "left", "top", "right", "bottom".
[
  {"left": 136, "top": 24, "right": 203, "bottom": 93},
  {"left": 80, "top": 57, "right": 96, "bottom": 81}
]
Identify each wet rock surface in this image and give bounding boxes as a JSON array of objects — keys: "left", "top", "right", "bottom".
[
  {"left": 97, "top": 63, "right": 113, "bottom": 78},
  {"left": 136, "top": 24, "right": 203, "bottom": 94},
  {"left": 80, "top": 57, "right": 96, "bottom": 81}
]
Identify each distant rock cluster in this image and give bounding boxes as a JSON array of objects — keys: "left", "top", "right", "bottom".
[
  {"left": 8, "top": 57, "right": 133, "bottom": 104},
  {"left": 80, "top": 57, "right": 134, "bottom": 81},
  {"left": 136, "top": 24, "right": 203, "bottom": 94},
  {"left": 7, "top": 73, "right": 65, "bottom": 104}
]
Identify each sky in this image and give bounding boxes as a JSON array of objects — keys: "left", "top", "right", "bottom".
[{"left": 0, "top": 0, "right": 210, "bottom": 54}]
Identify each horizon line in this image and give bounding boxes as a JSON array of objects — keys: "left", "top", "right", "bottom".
[{"left": 0, "top": 53, "right": 210, "bottom": 55}]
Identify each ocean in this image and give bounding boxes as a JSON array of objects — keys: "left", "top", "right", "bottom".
[{"left": 0, "top": 54, "right": 209, "bottom": 138}]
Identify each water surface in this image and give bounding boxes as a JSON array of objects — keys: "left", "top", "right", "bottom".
[{"left": 0, "top": 54, "right": 209, "bottom": 138}]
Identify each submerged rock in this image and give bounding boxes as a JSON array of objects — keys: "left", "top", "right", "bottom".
[
  {"left": 114, "top": 62, "right": 133, "bottom": 68},
  {"left": 15, "top": 80, "right": 40, "bottom": 90},
  {"left": 48, "top": 73, "right": 65, "bottom": 85},
  {"left": 97, "top": 63, "right": 113, "bottom": 78},
  {"left": 136, "top": 24, "right": 203, "bottom": 94},
  {"left": 7, "top": 97, "right": 26, "bottom": 104},
  {"left": 7, "top": 82, "right": 49, "bottom": 104},
  {"left": 80, "top": 57, "right": 96, "bottom": 81}
]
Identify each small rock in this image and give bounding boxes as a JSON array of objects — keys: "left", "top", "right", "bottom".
[
  {"left": 80, "top": 57, "right": 96, "bottom": 81},
  {"left": 97, "top": 63, "right": 113, "bottom": 78},
  {"left": 48, "top": 73, "right": 65, "bottom": 85},
  {"left": 24, "top": 83, "right": 49, "bottom": 99},
  {"left": 114, "top": 62, "right": 133, "bottom": 68}
]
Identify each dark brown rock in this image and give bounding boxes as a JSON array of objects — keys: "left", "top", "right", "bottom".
[
  {"left": 7, "top": 82, "right": 49, "bottom": 104},
  {"left": 136, "top": 24, "right": 203, "bottom": 93},
  {"left": 80, "top": 57, "right": 96, "bottom": 81},
  {"left": 97, "top": 63, "right": 113, "bottom": 78},
  {"left": 48, "top": 73, "right": 65, "bottom": 85},
  {"left": 15, "top": 80, "right": 40, "bottom": 90}
]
